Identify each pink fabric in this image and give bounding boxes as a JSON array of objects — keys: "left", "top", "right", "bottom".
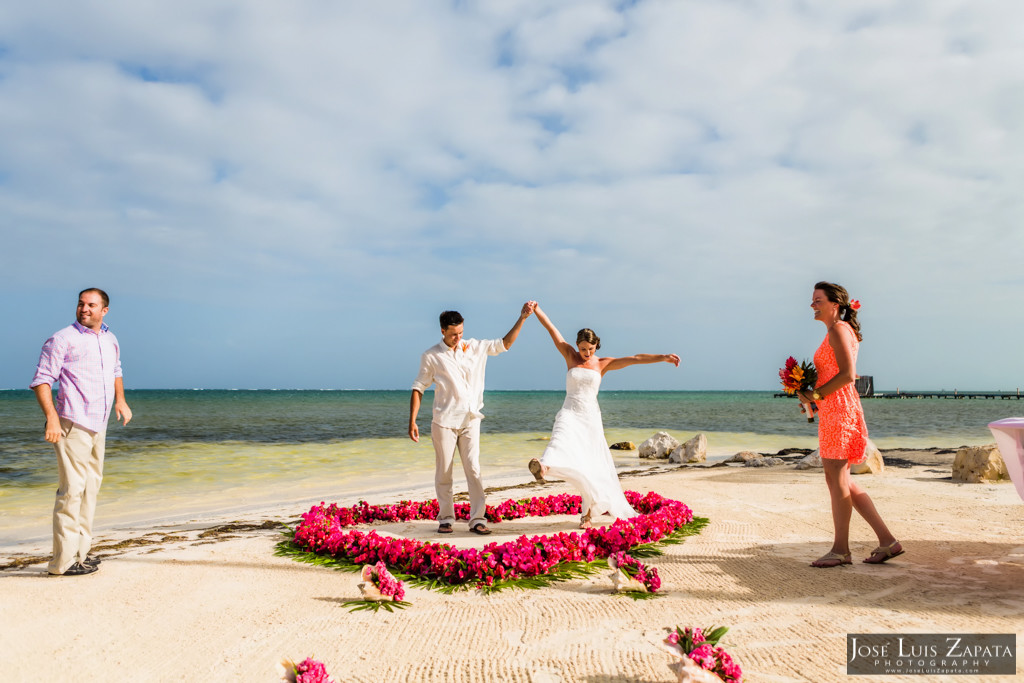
[
  {"left": 987, "top": 418, "right": 1024, "bottom": 502},
  {"left": 30, "top": 321, "right": 123, "bottom": 433}
]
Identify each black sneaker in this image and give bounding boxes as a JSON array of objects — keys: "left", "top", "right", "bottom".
[{"left": 61, "top": 562, "right": 99, "bottom": 576}]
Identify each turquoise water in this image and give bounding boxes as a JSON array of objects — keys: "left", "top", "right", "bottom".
[{"left": 1, "top": 389, "right": 1017, "bottom": 545}]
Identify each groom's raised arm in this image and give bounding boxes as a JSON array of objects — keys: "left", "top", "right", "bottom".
[{"left": 501, "top": 301, "right": 536, "bottom": 350}]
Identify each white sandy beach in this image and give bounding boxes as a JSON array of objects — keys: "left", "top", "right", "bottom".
[{"left": 1, "top": 451, "right": 1022, "bottom": 682}]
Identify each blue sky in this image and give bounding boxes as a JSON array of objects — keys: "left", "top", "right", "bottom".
[{"left": 2, "top": 1, "right": 1022, "bottom": 391}]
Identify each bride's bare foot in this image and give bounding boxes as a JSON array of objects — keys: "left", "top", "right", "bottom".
[
  {"left": 528, "top": 458, "right": 546, "bottom": 482},
  {"left": 579, "top": 510, "right": 592, "bottom": 529}
]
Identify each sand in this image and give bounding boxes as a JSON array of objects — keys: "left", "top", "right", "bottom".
[{"left": 1, "top": 449, "right": 1022, "bottom": 682}]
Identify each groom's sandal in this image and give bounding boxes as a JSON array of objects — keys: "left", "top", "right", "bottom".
[
  {"left": 437, "top": 523, "right": 453, "bottom": 534},
  {"left": 863, "top": 541, "right": 904, "bottom": 564},
  {"left": 470, "top": 523, "right": 492, "bottom": 535},
  {"left": 528, "top": 458, "right": 545, "bottom": 482},
  {"left": 810, "top": 552, "right": 852, "bottom": 568}
]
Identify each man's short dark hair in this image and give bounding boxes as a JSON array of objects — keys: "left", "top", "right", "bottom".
[
  {"left": 79, "top": 288, "right": 110, "bottom": 308},
  {"left": 439, "top": 310, "right": 464, "bottom": 329}
]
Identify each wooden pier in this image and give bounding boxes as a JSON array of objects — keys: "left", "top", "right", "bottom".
[
  {"left": 875, "top": 389, "right": 1022, "bottom": 400},
  {"left": 775, "top": 389, "right": 1022, "bottom": 400}
]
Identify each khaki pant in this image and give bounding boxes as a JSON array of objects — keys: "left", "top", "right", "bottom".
[
  {"left": 48, "top": 418, "right": 105, "bottom": 574},
  {"left": 431, "top": 420, "right": 486, "bottom": 527}
]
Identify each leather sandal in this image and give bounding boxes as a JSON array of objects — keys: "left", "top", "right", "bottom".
[
  {"left": 437, "top": 523, "right": 453, "bottom": 534},
  {"left": 470, "top": 523, "right": 492, "bottom": 535},
  {"left": 864, "top": 541, "right": 904, "bottom": 564},
  {"left": 811, "top": 551, "right": 852, "bottom": 568}
]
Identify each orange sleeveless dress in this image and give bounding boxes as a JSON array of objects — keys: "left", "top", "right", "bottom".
[{"left": 814, "top": 321, "right": 868, "bottom": 464}]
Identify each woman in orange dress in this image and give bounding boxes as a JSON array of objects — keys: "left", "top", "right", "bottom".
[{"left": 797, "top": 282, "right": 903, "bottom": 568}]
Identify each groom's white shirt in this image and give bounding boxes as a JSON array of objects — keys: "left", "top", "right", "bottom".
[{"left": 412, "top": 338, "right": 506, "bottom": 429}]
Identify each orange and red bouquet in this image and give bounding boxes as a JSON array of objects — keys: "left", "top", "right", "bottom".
[{"left": 779, "top": 356, "right": 818, "bottom": 422}]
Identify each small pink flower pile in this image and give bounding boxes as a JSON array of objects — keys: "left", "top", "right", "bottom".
[
  {"left": 279, "top": 657, "right": 336, "bottom": 683},
  {"left": 367, "top": 560, "right": 405, "bottom": 600},
  {"left": 291, "top": 491, "right": 693, "bottom": 590},
  {"left": 608, "top": 551, "right": 661, "bottom": 592},
  {"left": 665, "top": 626, "right": 743, "bottom": 682}
]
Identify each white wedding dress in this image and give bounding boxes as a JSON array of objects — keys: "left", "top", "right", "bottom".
[{"left": 540, "top": 367, "right": 637, "bottom": 520}]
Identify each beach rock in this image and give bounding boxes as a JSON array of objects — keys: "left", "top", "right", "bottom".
[
  {"left": 795, "top": 451, "right": 823, "bottom": 470},
  {"left": 952, "top": 444, "right": 1010, "bottom": 483},
  {"left": 850, "top": 440, "right": 884, "bottom": 474},
  {"left": 609, "top": 441, "right": 636, "bottom": 450},
  {"left": 608, "top": 568, "right": 647, "bottom": 594},
  {"left": 667, "top": 654, "right": 726, "bottom": 683},
  {"left": 746, "top": 457, "right": 784, "bottom": 468},
  {"left": 669, "top": 433, "right": 707, "bottom": 464},
  {"left": 639, "top": 432, "right": 680, "bottom": 459},
  {"left": 727, "top": 450, "right": 763, "bottom": 463}
]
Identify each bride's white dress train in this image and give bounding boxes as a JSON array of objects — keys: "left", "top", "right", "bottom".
[{"left": 540, "top": 367, "right": 637, "bottom": 520}]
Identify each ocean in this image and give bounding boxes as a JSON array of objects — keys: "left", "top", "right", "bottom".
[{"left": 1, "top": 389, "right": 1017, "bottom": 545}]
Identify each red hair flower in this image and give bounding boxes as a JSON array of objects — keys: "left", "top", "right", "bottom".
[{"left": 849, "top": 299, "right": 861, "bottom": 311}]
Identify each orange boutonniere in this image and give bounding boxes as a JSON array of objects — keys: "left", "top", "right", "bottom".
[{"left": 461, "top": 342, "right": 469, "bottom": 352}]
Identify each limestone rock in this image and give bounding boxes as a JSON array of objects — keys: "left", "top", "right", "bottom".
[
  {"left": 639, "top": 432, "right": 681, "bottom": 459},
  {"left": 795, "top": 451, "right": 822, "bottom": 470},
  {"left": 953, "top": 444, "right": 1010, "bottom": 483},
  {"left": 850, "top": 440, "right": 884, "bottom": 474},
  {"left": 745, "top": 456, "right": 784, "bottom": 467},
  {"left": 609, "top": 441, "right": 636, "bottom": 451},
  {"left": 608, "top": 568, "right": 647, "bottom": 593},
  {"left": 727, "top": 450, "right": 762, "bottom": 463},
  {"left": 669, "top": 433, "right": 707, "bottom": 464},
  {"left": 777, "top": 447, "right": 814, "bottom": 456},
  {"left": 669, "top": 655, "right": 726, "bottom": 683}
]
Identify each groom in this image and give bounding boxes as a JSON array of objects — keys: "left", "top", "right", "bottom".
[{"left": 409, "top": 302, "right": 535, "bottom": 535}]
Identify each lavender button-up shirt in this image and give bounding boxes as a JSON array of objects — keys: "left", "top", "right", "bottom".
[{"left": 30, "top": 321, "right": 123, "bottom": 433}]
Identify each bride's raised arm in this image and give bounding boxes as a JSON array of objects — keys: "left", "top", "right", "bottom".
[
  {"left": 602, "top": 353, "right": 680, "bottom": 374},
  {"left": 533, "top": 305, "right": 576, "bottom": 366}
]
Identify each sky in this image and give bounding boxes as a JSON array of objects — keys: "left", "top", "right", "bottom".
[{"left": 2, "top": 0, "right": 1022, "bottom": 391}]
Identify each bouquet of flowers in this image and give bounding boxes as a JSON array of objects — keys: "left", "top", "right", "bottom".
[
  {"left": 779, "top": 356, "right": 818, "bottom": 422},
  {"left": 278, "top": 657, "right": 336, "bottom": 683},
  {"left": 607, "top": 551, "right": 661, "bottom": 597},
  {"left": 344, "top": 561, "right": 411, "bottom": 612},
  {"left": 663, "top": 626, "right": 743, "bottom": 683}
]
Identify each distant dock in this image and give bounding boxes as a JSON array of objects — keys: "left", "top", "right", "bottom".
[
  {"left": 774, "top": 375, "right": 1022, "bottom": 401},
  {"left": 774, "top": 389, "right": 1022, "bottom": 400},
  {"left": 874, "top": 389, "right": 1022, "bottom": 400}
]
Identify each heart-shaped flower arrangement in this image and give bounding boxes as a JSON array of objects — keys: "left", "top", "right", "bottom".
[{"left": 278, "top": 490, "right": 705, "bottom": 593}]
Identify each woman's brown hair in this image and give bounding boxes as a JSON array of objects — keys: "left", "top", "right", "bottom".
[{"left": 814, "top": 281, "right": 862, "bottom": 341}]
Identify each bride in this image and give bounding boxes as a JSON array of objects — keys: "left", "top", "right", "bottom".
[{"left": 527, "top": 304, "right": 680, "bottom": 528}]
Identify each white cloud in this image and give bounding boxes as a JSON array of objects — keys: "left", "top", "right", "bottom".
[{"left": 1, "top": 0, "right": 1022, "bottom": 389}]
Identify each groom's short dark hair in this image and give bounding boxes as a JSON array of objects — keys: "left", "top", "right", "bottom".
[{"left": 439, "top": 310, "right": 464, "bottom": 329}]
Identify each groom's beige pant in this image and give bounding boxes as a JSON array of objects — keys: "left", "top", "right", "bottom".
[
  {"left": 48, "top": 418, "right": 106, "bottom": 575},
  {"left": 431, "top": 420, "right": 486, "bottom": 527}
]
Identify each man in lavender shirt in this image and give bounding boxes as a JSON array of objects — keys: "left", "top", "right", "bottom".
[{"left": 30, "top": 288, "right": 132, "bottom": 576}]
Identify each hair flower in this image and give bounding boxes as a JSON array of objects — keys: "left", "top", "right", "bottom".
[{"left": 849, "top": 299, "right": 861, "bottom": 311}]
